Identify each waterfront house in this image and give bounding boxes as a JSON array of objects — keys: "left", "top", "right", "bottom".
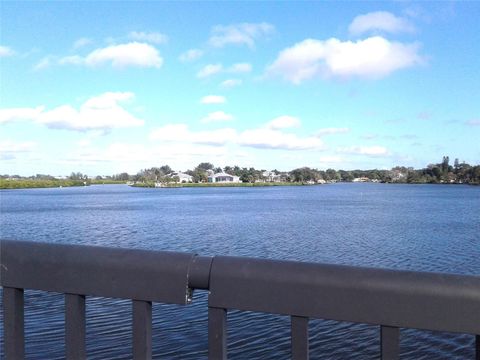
[
  {"left": 171, "top": 172, "right": 193, "bottom": 183},
  {"left": 353, "top": 177, "right": 370, "bottom": 182},
  {"left": 208, "top": 172, "right": 241, "bottom": 183}
]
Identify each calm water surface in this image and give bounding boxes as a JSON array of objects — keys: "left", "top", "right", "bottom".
[{"left": 1, "top": 183, "right": 479, "bottom": 359}]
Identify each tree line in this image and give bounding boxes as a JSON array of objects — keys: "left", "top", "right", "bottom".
[
  {"left": 2, "top": 156, "right": 479, "bottom": 185},
  {"left": 106, "top": 156, "right": 479, "bottom": 185}
]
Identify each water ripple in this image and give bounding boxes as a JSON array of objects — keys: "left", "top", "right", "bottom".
[{"left": 1, "top": 184, "right": 479, "bottom": 358}]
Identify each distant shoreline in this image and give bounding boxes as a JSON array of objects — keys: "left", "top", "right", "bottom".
[
  {"left": 131, "top": 181, "right": 307, "bottom": 188},
  {"left": 131, "top": 181, "right": 478, "bottom": 189},
  {"left": 1, "top": 179, "right": 477, "bottom": 190}
]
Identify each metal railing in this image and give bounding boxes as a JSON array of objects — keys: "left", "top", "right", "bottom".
[{"left": 1, "top": 240, "right": 479, "bottom": 359}]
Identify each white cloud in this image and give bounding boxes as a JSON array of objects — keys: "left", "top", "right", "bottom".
[
  {"left": 33, "top": 56, "right": 54, "bottom": 71},
  {"left": 236, "top": 116, "right": 324, "bottom": 151},
  {"left": 63, "top": 143, "right": 155, "bottom": 172},
  {"left": 267, "top": 36, "right": 424, "bottom": 83},
  {"left": 349, "top": 11, "right": 415, "bottom": 36},
  {"left": 59, "top": 55, "right": 83, "bottom": 65},
  {"left": 38, "top": 92, "right": 143, "bottom": 130},
  {"left": 149, "top": 124, "right": 236, "bottom": 146},
  {"left": 73, "top": 38, "right": 93, "bottom": 49},
  {"left": 0, "top": 45, "right": 15, "bottom": 57},
  {"left": 229, "top": 63, "right": 252, "bottom": 73},
  {"left": 238, "top": 128, "right": 323, "bottom": 150},
  {"left": 197, "top": 63, "right": 252, "bottom": 78},
  {"left": 179, "top": 49, "right": 204, "bottom": 62},
  {"left": 200, "top": 95, "right": 226, "bottom": 104},
  {"left": 0, "top": 106, "right": 45, "bottom": 124},
  {"left": 337, "top": 145, "right": 389, "bottom": 156},
  {"left": 266, "top": 115, "right": 301, "bottom": 130},
  {"left": 149, "top": 116, "right": 324, "bottom": 151},
  {"left": 0, "top": 140, "right": 36, "bottom": 152},
  {"left": 220, "top": 79, "right": 242, "bottom": 88},
  {"left": 86, "top": 130, "right": 105, "bottom": 140},
  {"left": 67, "top": 142, "right": 231, "bottom": 173},
  {"left": 85, "top": 42, "right": 162, "bottom": 68},
  {"left": 209, "top": 22, "right": 274, "bottom": 48},
  {"left": 316, "top": 127, "right": 350, "bottom": 136},
  {"left": 197, "top": 63, "right": 223, "bottom": 78},
  {"left": 76, "top": 138, "right": 93, "bottom": 147},
  {"left": 128, "top": 31, "right": 168, "bottom": 44},
  {"left": 201, "top": 111, "right": 234, "bottom": 124},
  {"left": 0, "top": 92, "right": 144, "bottom": 131},
  {"left": 0, "top": 140, "right": 37, "bottom": 160},
  {"left": 59, "top": 42, "right": 163, "bottom": 68}
]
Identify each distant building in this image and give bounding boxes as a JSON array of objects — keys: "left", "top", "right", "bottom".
[
  {"left": 171, "top": 172, "right": 193, "bottom": 183},
  {"left": 353, "top": 177, "right": 370, "bottom": 182},
  {"left": 208, "top": 172, "right": 241, "bottom": 183}
]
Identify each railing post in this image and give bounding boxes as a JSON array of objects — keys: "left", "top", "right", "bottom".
[
  {"left": 476, "top": 335, "right": 479, "bottom": 360},
  {"left": 132, "top": 300, "right": 152, "bottom": 360},
  {"left": 3, "top": 287, "right": 25, "bottom": 360},
  {"left": 291, "top": 316, "right": 309, "bottom": 359},
  {"left": 381, "top": 325, "right": 400, "bottom": 360},
  {"left": 65, "top": 293, "right": 86, "bottom": 360},
  {"left": 209, "top": 307, "right": 227, "bottom": 360}
]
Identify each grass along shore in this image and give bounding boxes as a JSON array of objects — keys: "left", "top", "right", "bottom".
[
  {"left": 0, "top": 179, "right": 310, "bottom": 190},
  {"left": 0, "top": 179, "right": 125, "bottom": 189},
  {"left": 0, "top": 179, "right": 88, "bottom": 189},
  {"left": 132, "top": 181, "right": 308, "bottom": 188}
]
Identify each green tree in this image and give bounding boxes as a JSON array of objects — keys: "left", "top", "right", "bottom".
[
  {"left": 454, "top": 158, "right": 460, "bottom": 173},
  {"left": 114, "top": 172, "right": 130, "bottom": 181},
  {"left": 197, "top": 162, "right": 214, "bottom": 171},
  {"left": 159, "top": 165, "right": 172, "bottom": 175},
  {"left": 442, "top": 156, "right": 450, "bottom": 174},
  {"left": 69, "top": 172, "right": 87, "bottom": 180},
  {"left": 325, "top": 169, "right": 338, "bottom": 181}
]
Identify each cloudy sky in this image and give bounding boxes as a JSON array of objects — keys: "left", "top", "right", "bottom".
[{"left": 1, "top": 2, "right": 478, "bottom": 176}]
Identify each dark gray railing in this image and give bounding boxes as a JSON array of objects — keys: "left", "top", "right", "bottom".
[{"left": 1, "top": 239, "right": 479, "bottom": 359}]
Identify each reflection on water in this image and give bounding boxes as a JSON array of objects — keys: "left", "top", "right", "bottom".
[{"left": 1, "top": 183, "right": 479, "bottom": 358}]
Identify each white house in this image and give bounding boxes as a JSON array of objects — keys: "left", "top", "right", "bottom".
[
  {"left": 171, "top": 172, "right": 193, "bottom": 183},
  {"left": 353, "top": 177, "right": 370, "bottom": 182},
  {"left": 208, "top": 172, "right": 241, "bottom": 183}
]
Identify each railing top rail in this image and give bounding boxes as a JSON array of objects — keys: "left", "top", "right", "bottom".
[
  {"left": 1, "top": 240, "right": 479, "bottom": 335},
  {"left": 208, "top": 255, "right": 480, "bottom": 334},
  {"left": 0, "top": 239, "right": 212, "bottom": 304}
]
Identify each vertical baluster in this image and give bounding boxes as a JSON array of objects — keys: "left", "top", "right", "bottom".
[
  {"left": 132, "top": 300, "right": 152, "bottom": 360},
  {"left": 3, "top": 287, "right": 25, "bottom": 360},
  {"left": 475, "top": 335, "right": 479, "bottom": 360},
  {"left": 381, "top": 325, "right": 400, "bottom": 360},
  {"left": 65, "top": 293, "right": 86, "bottom": 359},
  {"left": 208, "top": 307, "right": 227, "bottom": 360},
  {"left": 291, "top": 316, "right": 309, "bottom": 360}
]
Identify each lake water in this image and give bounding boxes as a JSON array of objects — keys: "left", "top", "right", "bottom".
[{"left": 1, "top": 183, "right": 479, "bottom": 359}]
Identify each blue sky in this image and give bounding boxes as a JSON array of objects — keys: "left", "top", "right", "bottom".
[{"left": 1, "top": 1, "right": 479, "bottom": 176}]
